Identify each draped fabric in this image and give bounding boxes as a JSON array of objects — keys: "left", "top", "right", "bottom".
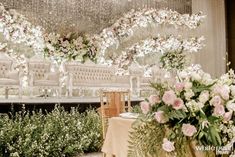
[{"left": 192, "top": 0, "right": 226, "bottom": 77}]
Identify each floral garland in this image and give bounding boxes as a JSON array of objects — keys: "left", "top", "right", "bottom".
[
  {"left": 44, "top": 33, "right": 99, "bottom": 63},
  {"left": 129, "top": 35, "right": 205, "bottom": 56},
  {"left": 96, "top": 9, "right": 206, "bottom": 65},
  {"left": 129, "top": 65, "right": 235, "bottom": 156},
  {"left": 0, "top": 3, "right": 45, "bottom": 53},
  {"left": 112, "top": 35, "right": 205, "bottom": 75}
]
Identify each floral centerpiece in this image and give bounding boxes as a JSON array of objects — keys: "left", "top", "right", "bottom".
[
  {"left": 44, "top": 33, "right": 99, "bottom": 63},
  {"left": 129, "top": 65, "right": 235, "bottom": 157}
]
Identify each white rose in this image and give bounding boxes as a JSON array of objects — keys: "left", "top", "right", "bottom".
[
  {"left": 197, "top": 102, "right": 204, "bottom": 109},
  {"left": 184, "top": 89, "right": 195, "bottom": 100},
  {"left": 199, "top": 91, "right": 209, "bottom": 103},
  {"left": 230, "top": 85, "right": 235, "bottom": 96},
  {"left": 219, "top": 85, "right": 230, "bottom": 100},
  {"left": 203, "top": 73, "right": 212, "bottom": 80},
  {"left": 178, "top": 71, "right": 188, "bottom": 79},
  {"left": 191, "top": 72, "right": 201, "bottom": 81},
  {"left": 202, "top": 73, "right": 213, "bottom": 85},
  {"left": 186, "top": 100, "right": 203, "bottom": 112},
  {"left": 184, "top": 82, "right": 193, "bottom": 90},
  {"left": 226, "top": 101, "right": 235, "bottom": 112}
]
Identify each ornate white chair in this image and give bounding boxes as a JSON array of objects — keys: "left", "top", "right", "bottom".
[
  {"left": 129, "top": 63, "right": 144, "bottom": 97},
  {"left": 0, "top": 53, "right": 22, "bottom": 99},
  {"left": 64, "top": 61, "right": 130, "bottom": 97},
  {"left": 140, "top": 66, "right": 165, "bottom": 96},
  {"left": 27, "top": 55, "right": 61, "bottom": 98},
  {"left": 129, "top": 64, "right": 163, "bottom": 97}
]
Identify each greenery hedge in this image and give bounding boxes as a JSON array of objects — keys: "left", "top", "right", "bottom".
[{"left": 0, "top": 106, "right": 102, "bottom": 157}]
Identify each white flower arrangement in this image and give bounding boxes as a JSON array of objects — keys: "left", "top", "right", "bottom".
[
  {"left": 96, "top": 9, "right": 206, "bottom": 64},
  {"left": 0, "top": 3, "right": 45, "bottom": 53},
  {"left": 130, "top": 66, "right": 235, "bottom": 156},
  {"left": 0, "top": 4, "right": 206, "bottom": 78},
  {"left": 110, "top": 35, "right": 205, "bottom": 75},
  {"left": 44, "top": 33, "right": 99, "bottom": 63}
]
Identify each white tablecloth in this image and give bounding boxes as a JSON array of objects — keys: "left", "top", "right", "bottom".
[{"left": 102, "top": 117, "right": 135, "bottom": 157}]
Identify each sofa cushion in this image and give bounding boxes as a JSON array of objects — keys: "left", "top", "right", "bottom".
[
  {"left": 5, "top": 71, "right": 19, "bottom": 80},
  {"left": 34, "top": 80, "right": 59, "bottom": 86},
  {"left": 0, "top": 78, "right": 19, "bottom": 85}
]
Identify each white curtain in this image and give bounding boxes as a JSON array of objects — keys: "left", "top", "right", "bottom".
[{"left": 192, "top": 0, "right": 226, "bottom": 77}]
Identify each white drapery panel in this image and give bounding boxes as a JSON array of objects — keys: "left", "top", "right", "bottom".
[{"left": 192, "top": 0, "right": 226, "bottom": 77}]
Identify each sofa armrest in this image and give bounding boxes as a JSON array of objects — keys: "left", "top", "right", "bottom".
[{"left": 28, "top": 72, "right": 35, "bottom": 86}]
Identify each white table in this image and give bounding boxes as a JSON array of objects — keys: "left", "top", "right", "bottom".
[{"left": 102, "top": 117, "right": 135, "bottom": 157}]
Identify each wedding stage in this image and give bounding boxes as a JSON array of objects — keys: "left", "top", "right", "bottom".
[
  {"left": 0, "top": 97, "right": 143, "bottom": 104},
  {"left": 0, "top": 96, "right": 143, "bottom": 113},
  {"left": 0, "top": 0, "right": 232, "bottom": 157}
]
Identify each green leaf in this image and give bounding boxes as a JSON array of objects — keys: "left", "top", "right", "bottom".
[
  {"left": 128, "top": 119, "right": 165, "bottom": 157},
  {"left": 157, "top": 105, "right": 170, "bottom": 113},
  {"left": 208, "top": 126, "right": 222, "bottom": 146},
  {"left": 168, "top": 110, "right": 187, "bottom": 120},
  {"left": 199, "top": 110, "right": 206, "bottom": 119},
  {"left": 192, "top": 81, "right": 216, "bottom": 93},
  {"left": 198, "top": 132, "right": 204, "bottom": 140},
  {"left": 208, "top": 116, "right": 220, "bottom": 124}
]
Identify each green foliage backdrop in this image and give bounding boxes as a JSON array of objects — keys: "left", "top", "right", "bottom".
[{"left": 0, "top": 106, "right": 102, "bottom": 157}]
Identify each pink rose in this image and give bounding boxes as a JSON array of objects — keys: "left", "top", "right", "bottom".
[
  {"left": 154, "top": 111, "right": 169, "bottom": 124},
  {"left": 148, "top": 95, "right": 160, "bottom": 105},
  {"left": 175, "top": 82, "right": 185, "bottom": 92},
  {"left": 172, "top": 98, "right": 184, "bottom": 110},
  {"left": 219, "top": 85, "right": 230, "bottom": 100},
  {"left": 213, "top": 85, "right": 221, "bottom": 95},
  {"left": 162, "top": 138, "right": 175, "bottom": 152},
  {"left": 140, "top": 101, "right": 150, "bottom": 114},
  {"left": 162, "top": 90, "right": 177, "bottom": 105},
  {"left": 210, "top": 96, "right": 223, "bottom": 106},
  {"left": 213, "top": 105, "right": 225, "bottom": 117},
  {"left": 223, "top": 111, "right": 233, "bottom": 122},
  {"left": 213, "top": 85, "right": 230, "bottom": 100},
  {"left": 182, "top": 124, "right": 197, "bottom": 137}
]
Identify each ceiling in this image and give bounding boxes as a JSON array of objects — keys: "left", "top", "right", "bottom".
[{"left": 0, "top": 0, "right": 192, "bottom": 35}]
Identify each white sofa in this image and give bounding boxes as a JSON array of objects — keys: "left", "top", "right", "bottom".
[{"left": 64, "top": 62, "right": 130, "bottom": 97}]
